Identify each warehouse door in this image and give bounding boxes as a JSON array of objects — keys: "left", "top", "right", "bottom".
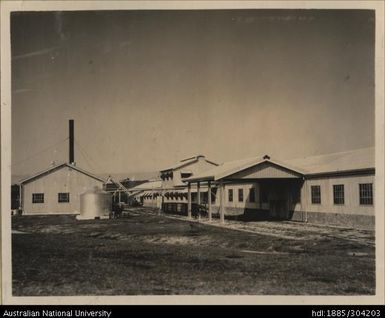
[{"left": 268, "top": 182, "right": 290, "bottom": 219}]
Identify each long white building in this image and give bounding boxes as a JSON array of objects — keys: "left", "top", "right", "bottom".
[
  {"left": 185, "top": 148, "right": 375, "bottom": 228},
  {"left": 133, "top": 148, "right": 374, "bottom": 228}
]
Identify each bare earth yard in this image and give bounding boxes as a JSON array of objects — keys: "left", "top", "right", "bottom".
[{"left": 12, "top": 208, "right": 375, "bottom": 296}]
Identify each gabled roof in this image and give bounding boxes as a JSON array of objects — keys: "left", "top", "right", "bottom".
[
  {"left": 160, "top": 155, "right": 218, "bottom": 172},
  {"left": 184, "top": 155, "right": 305, "bottom": 182},
  {"left": 286, "top": 147, "right": 374, "bottom": 175},
  {"left": 184, "top": 147, "right": 375, "bottom": 182},
  {"left": 129, "top": 179, "right": 163, "bottom": 191},
  {"left": 18, "top": 162, "right": 106, "bottom": 185}
]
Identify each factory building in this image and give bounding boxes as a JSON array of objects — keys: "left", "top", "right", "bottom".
[
  {"left": 15, "top": 116, "right": 374, "bottom": 228},
  {"left": 18, "top": 162, "right": 105, "bottom": 215},
  {"left": 132, "top": 148, "right": 374, "bottom": 228},
  {"left": 184, "top": 148, "right": 375, "bottom": 228},
  {"left": 16, "top": 120, "right": 106, "bottom": 215}
]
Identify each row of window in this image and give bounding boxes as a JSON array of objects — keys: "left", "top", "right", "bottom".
[
  {"left": 311, "top": 183, "right": 373, "bottom": 205},
  {"left": 226, "top": 183, "right": 373, "bottom": 206},
  {"left": 228, "top": 188, "right": 255, "bottom": 203},
  {"left": 32, "top": 193, "right": 70, "bottom": 204},
  {"left": 32, "top": 184, "right": 373, "bottom": 206}
]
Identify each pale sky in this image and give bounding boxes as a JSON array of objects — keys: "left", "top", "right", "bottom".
[{"left": 11, "top": 9, "right": 375, "bottom": 177}]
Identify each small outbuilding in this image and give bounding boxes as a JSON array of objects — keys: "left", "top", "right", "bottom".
[{"left": 18, "top": 163, "right": 106, "bottom": 215}]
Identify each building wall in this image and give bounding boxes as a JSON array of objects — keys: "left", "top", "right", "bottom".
[
  {"left": 290, "top": 211, "right": 375, "bottom": 228},
  {"left": 161, "top": 182, "right": 264, "bottom": 216},
  {"left": 209, "top": 175, "right": 375, "bottom": 217},
  {"left": 209, "top": 182, "right": 269, "bottom": 216},
  {"left": 159, "top": 172, "right": 375, "bottom": 227},
  {"left": 294, "top": 174, "right": 374, "bottom": 216},
  {"left": 161, "top": 158, "right": 217, "bottom": 188},
  {"left": 219, "top": 183, "right": 260, "bottom": 209},
  {"left": 142, "top": 196, "right": 162, "bottom": 208},
  {"left": 22, "top": 166, "right": 104, "bottom": 215}
]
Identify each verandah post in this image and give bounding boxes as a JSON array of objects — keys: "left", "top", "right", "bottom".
[
  {"left": 187, "top": 182, "right": 192, "bottom": 219},
  {"left": 208, "top": 181, "right": 212, "bottom": 221}
]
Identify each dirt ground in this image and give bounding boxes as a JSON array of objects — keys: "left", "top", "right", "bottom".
[{"left": 12, "top": 208, "right": 375, "bottom": 296}]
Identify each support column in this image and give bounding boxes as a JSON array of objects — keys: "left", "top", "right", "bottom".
[
  {"left": 219, "top": 182, "right": 225, "bottom": 224},
  {"left": 304, "top": 179, "right": 308, "bottom": 223},
  {"left": 118, "top": 191, "right": 121, "bottom": 203},
  {"left": 159, "top": 189, "right": 164, "bottom": 215},
  {"left": 208, "top": 181, "right": 212, "bottom": 221},
  {"left": 197, "top": 181, "right": 201, "bottom": 220},
  {"left": 187, "top": 183, "right": 192, "bottom": 219},
  {"left": 197, "top": 181, "right": 201, "bottom": 206},
  {"left": 19, "top": 184, "right": 23, "bottom": 212}
]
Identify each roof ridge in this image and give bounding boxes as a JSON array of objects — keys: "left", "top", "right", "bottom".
[
  {"left": 180, "top": 155, "right": 204, "bottom": 162},
  {"left": 288, "top": 146, "right": 374, "bottom": 161},
  {"left": 19, "top": 162, "right": 105, "bottom": 184},
  {"left": 18, "top": 162, "right": 67, "bottom": 183}
]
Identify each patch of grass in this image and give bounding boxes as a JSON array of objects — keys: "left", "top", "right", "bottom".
[{"left": 12, "top": 211, "right": 375, "bottom": 296}]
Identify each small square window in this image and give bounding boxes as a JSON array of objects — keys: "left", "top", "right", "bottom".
[
  {"left": 58, "top": 192, "right": 70, "bottom": 203},
  {"left": 32, "top": 193, "right": 44, "bottom": 203}
]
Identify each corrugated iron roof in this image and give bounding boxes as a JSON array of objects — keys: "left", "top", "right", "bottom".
[
  {"left": 18, "top": 162, "right": 106, "bottom": 184},
  {"left": 129, "top": 179, "right": 162, "bottom": 190},
  {"left": 184, "top": 147, "right": 374, "bottom": 182},
  {"left": 160, "top": 155, "right": 218, "bottom": 172},
  {"left": 184, "top": 156, "right": 305, "bottom": 182},
  {"left": 286, "top": 147, "right": 374, "bottom": 174}
]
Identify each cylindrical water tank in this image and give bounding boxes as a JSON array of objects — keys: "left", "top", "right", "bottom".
[{"left": 76, "top": 187, "right": 112, "bottom": 220}]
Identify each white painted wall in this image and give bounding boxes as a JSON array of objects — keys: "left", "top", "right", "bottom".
[
  {"left": 294, "top": 175, "right": 374, "bottom": 215},
  {"left": 22, "top": 166, "right": 104, "bottom": 215},
  {"left": 219, "top": 183, "right": 260, "bottom": 209},
  {"left": 161, "top": 157, "right": 217, "bottom": 188},
  {"left": 161, "top": 174, "right": 375, "bottom": 217},
  {"left": 142, "top": 196, "right": 162, "bottom": 208}
]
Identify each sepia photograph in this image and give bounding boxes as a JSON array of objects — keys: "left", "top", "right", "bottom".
[{"left": 1, "top": 0, "right": 384, "bottom": 305}]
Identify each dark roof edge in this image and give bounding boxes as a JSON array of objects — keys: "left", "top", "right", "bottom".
[
  {"left": 184, "top": 176, "right": 215, "bottom": 183},
  {"left": 304, "top": 168, "right": 375, "bottom": 179},
  {"left": 205, "top": 159, "right": 219, "bottom": 166}
]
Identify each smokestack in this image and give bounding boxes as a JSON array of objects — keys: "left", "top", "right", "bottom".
[{"left": 69, "top": 119, "right": 75, "bottom": 164}]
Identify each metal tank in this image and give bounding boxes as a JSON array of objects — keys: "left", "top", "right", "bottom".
[{"left": 76, "top": 187, "right": 112, "bottom": 220}]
